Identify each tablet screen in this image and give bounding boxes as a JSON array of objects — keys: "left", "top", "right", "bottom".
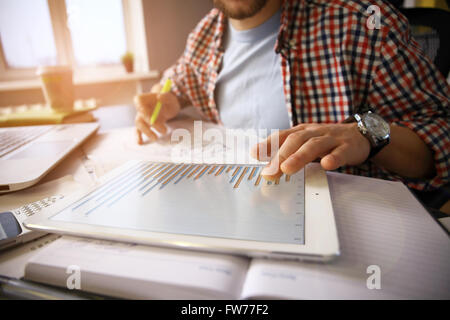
[{"left": 50, "top": 161, "right": 305, "bottom": 245}]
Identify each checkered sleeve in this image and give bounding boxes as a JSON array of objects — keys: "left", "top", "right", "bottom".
[
  {"left": 368, "top": 21, "right": 450, "bottom": 191},
  {"left": 161, "top": 57, "right": 193, "bottom": 109},
  {"left": 159, "top": 9, "right": 223, "bottom": 119}
]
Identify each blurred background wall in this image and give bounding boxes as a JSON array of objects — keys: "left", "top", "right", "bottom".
[{"left": 143, "top": 0, "right": 213, "bottom": 74}]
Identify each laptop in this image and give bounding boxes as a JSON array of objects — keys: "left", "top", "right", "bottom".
[
  {"left": 0, "top": 123, "right": 99, "bottom": 193},
  {"left": 0, "top": 123, "right": 98, "bottom": 250}
]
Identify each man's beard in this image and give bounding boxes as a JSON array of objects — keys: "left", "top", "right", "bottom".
[{"left": 213, "top": 0, "right": 269, "bottom": 19}]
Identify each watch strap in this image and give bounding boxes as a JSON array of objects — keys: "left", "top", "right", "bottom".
[{"left": 368, "top": 138, "right": 389, "bottom": 158}]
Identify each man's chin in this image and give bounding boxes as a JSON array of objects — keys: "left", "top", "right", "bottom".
[{"left": 214, "top": 0, "right": 268, "bottom": 20}]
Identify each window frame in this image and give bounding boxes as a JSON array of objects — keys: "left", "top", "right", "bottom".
[{"left": 0, "top": 0, "right": 149, "bottom": 82}]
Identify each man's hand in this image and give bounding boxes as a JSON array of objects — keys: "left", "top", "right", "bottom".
[
  {"left": 134, "top": 85, "right": 181, "bottom": 144},
  {"left": 251, "top": 123, "right": 371, "bottom": 180}
]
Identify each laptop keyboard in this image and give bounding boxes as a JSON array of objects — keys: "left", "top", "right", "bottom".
[{"left": 0, "top": 126, "right": 54, "bottom": 158}]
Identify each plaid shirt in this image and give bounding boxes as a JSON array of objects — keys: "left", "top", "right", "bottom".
[{"left": 162, "top": 0, "right": 450, "bottom": 191}]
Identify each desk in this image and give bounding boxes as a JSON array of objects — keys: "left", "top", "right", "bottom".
[{"left": 1, "top": 105, "right": 449, "bottom": 299}]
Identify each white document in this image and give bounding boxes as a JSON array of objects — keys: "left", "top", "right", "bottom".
[
  {"left": 38, "top": 147, "right": 98, "bottom": 186},
  {"left": 80, "top": 119, "right": 267, "bottom": 179},
  {"left": 23, "top": 172, "right": 450, "bottom": 299},
  {"left": 0, "top": 175, "right": 83, "bottom": 213}
]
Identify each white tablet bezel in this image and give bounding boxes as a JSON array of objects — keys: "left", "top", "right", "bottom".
[{"left": 24, "top": 161, "right": 339, "bottom": 262}]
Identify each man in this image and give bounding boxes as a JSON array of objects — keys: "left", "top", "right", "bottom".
[{"left": 134, "top": 0, "right": 449, "bottom": 193}]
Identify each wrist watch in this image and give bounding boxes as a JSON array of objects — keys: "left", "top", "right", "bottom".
[{"left": 344, "top": 111, "right": 391, "bottom": 159}]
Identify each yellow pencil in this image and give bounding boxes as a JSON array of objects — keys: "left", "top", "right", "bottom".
[{"left": 150, "top": 78, "right": 172, "bottom": 125}]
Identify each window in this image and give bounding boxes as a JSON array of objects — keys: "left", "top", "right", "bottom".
[
  {"left": 0, "top": 0, "right": 57, "bottom": 68},
  {"left": 66, "top": 0, "right": 127, "bottom": 66},
  {"left": 0, "top": 0, "right": 149, "bottom": 81}
]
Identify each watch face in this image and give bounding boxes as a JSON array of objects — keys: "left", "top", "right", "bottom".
[{"left": 362, "top": 113, "right": 390, "bottom": 139}]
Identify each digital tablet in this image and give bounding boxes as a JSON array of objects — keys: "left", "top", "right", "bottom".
[{"left": 24, "top": 160, "right": 339, "bottom": 261}]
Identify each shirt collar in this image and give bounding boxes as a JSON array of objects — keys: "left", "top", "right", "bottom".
[
  {"left": 215, "top": 0, "right": 301, "bottom": 53},
  {"left": 276, "top": 0, "right": 305, "bottom": 54}
]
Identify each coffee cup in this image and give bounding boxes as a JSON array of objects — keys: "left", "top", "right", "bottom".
[{"left": 37, "top": 65, "right": 75, "bottom": 112}]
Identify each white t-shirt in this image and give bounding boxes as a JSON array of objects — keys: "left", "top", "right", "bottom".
[{"left": 215, "top": 9, "right": 290, "bottom": 130}]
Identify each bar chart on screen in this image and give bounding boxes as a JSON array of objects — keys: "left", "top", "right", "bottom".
[{"left": 49, "top": 160, "right": 305, "bottom": 245}]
